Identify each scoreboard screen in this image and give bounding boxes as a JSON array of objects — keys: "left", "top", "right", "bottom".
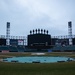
[{"left": 28, "top": 34, "right": 51, "bottom": 46}]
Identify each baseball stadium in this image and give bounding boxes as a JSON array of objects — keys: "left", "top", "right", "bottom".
[
  {"left": 0, "top": 21, "right": 75, "bottom": 52},
  {"left": 0, "top": 21, "right": 75, "bottom": 75}
]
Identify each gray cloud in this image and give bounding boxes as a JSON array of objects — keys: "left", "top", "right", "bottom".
[{"left": 0, "top": 0, "right": 75, "bottom": 36}]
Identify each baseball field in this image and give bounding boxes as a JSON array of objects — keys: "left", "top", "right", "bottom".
[{"left": 0, "top": 52, "right": 75, "bottom": 75}]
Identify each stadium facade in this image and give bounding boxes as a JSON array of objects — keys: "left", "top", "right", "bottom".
[{"left": 0, "top": 21, "right": 75, "bottom": 52}]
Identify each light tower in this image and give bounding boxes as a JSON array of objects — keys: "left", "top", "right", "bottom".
[
  {"left": 68, "top": 21, "right": 72, "bottom": 45},
  {"left": 6, "top": 22, "right": 10, "bottom": 46}
]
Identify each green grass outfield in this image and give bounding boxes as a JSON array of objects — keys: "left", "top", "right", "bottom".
[{"left": 0, "top": 52, "right": 75, "bottom": 75}]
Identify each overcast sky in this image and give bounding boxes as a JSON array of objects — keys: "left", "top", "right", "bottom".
[{"left": 0, "top": 0, "right": 75, "bottom": 37}]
